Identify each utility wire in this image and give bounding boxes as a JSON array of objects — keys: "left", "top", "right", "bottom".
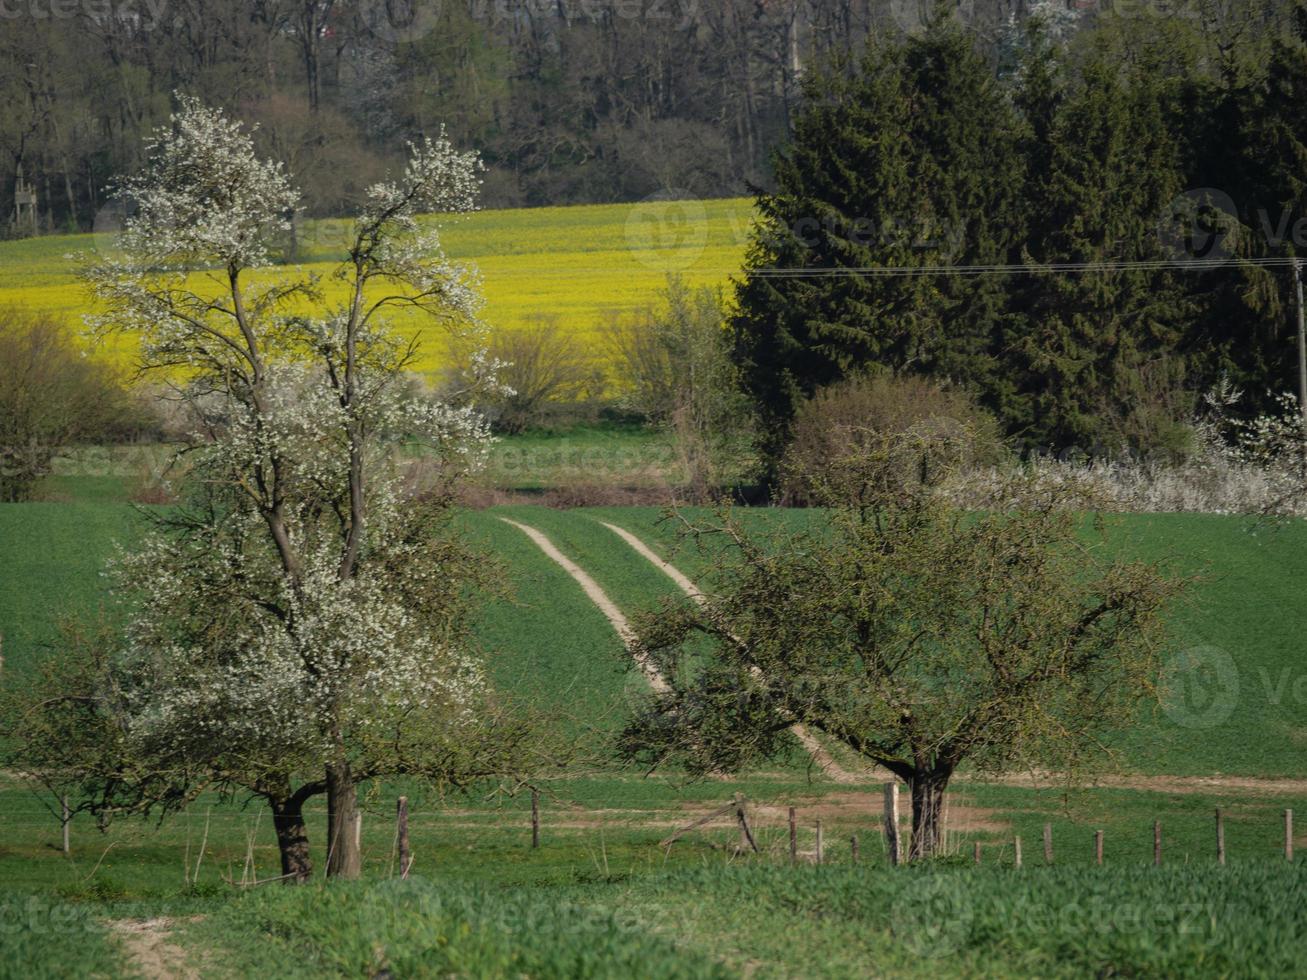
[
  {"left": 748, "top": 256, "right": 1301, "bottom": 279},
  {"left": 460, "top": 255, "right": 1300, "bottom": 279}
]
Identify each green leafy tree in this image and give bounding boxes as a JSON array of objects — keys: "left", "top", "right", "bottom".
[{"left": 621, "top": 449, "right": 1180, "bottom": 860}]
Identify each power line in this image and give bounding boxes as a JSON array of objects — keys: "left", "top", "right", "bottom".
[{"left": 748, "top": 256, "right": 1300, "bottom": 279}]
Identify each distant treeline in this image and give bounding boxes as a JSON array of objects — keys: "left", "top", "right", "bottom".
[
  {"left": 2, "top": 0, "right": 1288, "bottom": 228},
  {"left": 732, "top": 0, "right": 1307, "bottom": 461}
]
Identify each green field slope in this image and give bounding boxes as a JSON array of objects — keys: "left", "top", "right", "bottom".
[
  {"left": 578, "top": 507, "right": 1307, "bottom": 778},
  {"left": 0, "top": 502, "right": 143, "bottom": 680},
  {"left": 3, "top": 503, "right": 1307, "bottom": 776}
]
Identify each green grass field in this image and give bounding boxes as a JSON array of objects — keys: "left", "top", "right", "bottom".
[
  {"left": 5, "top": 485, "right": 1307, "bottom": 977},
  {"left": 0, "top": 198, "right": 754, "bottom": 371},
  {"left": 5, "top": 495, "right": 1306, "bottom": 783},
  {"left": 592, "top": 506, "right": 1307, "bottom": 778},
  {"left": 4, "top": 493, "right": 1307, "bottom": 772}
]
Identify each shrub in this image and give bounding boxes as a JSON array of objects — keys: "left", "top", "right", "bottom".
[
  {"left": 779, "top": 373, "right": 1006, "bottom": 506},
  {"left": 947, "top": 382, "right": 1307, "bottom": 517},
  {"left": 0, "top": 308, "right": 139, "bottom": 501},
  {"left": 447, "top": 316, "right": 599, "bottom": 434},
  {"left": 604, "top": 277, "right": 752, "bottom": 500}
]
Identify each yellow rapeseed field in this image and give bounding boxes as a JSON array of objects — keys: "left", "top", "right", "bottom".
[{"left": 0, "top": 198, "right": 754, "bottom": 373}]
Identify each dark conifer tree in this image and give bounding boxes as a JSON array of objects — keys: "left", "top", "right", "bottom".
[
  {"left": 731, "top": 10, "right": 1024, "bottom": 475},
  {"left": 1009, "top": 41, "right": 1192, "bottom": 453},
  {"left": 1209, "top": 0, "right": 1307, "bottom": 414}
]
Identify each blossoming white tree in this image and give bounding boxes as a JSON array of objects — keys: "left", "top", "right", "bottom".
[{"left": 14, "top": 97, "right": 530, "bottom": 881}]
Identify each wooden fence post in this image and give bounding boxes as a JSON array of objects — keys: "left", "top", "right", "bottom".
[
  {"left": 815, "top": 820, "right": 824, "bottom": 865},
  {"left": 396, "top": 796, "right": 411, "bottom": 877},
  {"left": 1215, "top": 808, "right": 1225, "bottom": 866},
  {"left": 1014, "top": 836, "right": 1022, "bottom": 868},
  {"left": 352, "top": 810, "right": 363, "bottom": 873},
  {"left": 1287, "top": 809, "right": 1295, "bottom": 862},
  {"left": 531, "top": 789, "right": 540, "bottom": 849},
  {"left": 1043, "top": 823, "right": 1053, "bottom": 865},
  {"left": 61, "top": 794, "right": 70, "bottom": 855},
  {"left": 787, "top": 807, "right": 797, "bottom": 864},
  {"left": 1153, "top": 821, "right": 1162, "bottom": 867},
  {"left": 1094, "top": 830, "right": 1104, "bottom": 866},
  {"left": 883, "top": 783, "right": 901, "bottom": 866},
  {"left": 659, "top": 799, "right": 742, "bottom": 850},
  {"left": 850, "top": 834, "right": 859, "bottom": 864},
  {"left": 735, "top": 796, "right": 759, "bottom": 854},
  {"left": 973, "top": 841, "right": 981, "bottom": 865}
]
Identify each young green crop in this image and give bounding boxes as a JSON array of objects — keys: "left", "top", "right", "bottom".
[
  {"left": 6, "top": 501, "right": 1307, "bottom": 776},
  {"left": 622, "top": 863, "right": 1307, "bottom": 978},
  {"left": 191, "top": 876, "right": 729, "bottom": 979}
]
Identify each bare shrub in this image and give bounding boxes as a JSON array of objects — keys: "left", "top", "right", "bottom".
[
  {"left": 447, "top": 316, "right": 598, "bottom": 434},
  {"left": 780, "top": 374, "right": 1006, "bottom": 506},
  {"left": 127, "top": 467, "right": 177, "bottom": 505},
  {"left": 604, "top": 277, "right": 752, "bottom": 500},
  {"left": 0, "top": 308, "right": 138, "bottom": 501}
]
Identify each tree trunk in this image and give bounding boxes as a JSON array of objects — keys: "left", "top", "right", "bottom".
[
  {"left": 270, "top": 795, "right": 313, "bottom": 883},
  {"left": 325, "top": 760, "right": 361, "bottom": 879},
  {"left": 907, "top": 769, "right": 951, "bottom": 861}
]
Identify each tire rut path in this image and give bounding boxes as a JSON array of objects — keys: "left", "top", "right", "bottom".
[{"left": 594, "top": 520, "right": 861, "bottom": 783}]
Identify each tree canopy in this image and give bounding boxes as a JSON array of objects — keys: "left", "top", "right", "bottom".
[
  {"left": 3, "top": 99, "right": 537, "bottom": 882},
  {"left": 621, "top": 449, "right": 1181, "bottom": 859},
  {"left": 732, "top": 2, "right": 1307, "bottom": 472}
]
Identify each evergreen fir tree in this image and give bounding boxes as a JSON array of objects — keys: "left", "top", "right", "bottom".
[
  {"left": 1211, "top": 0, "right": 1307, "bottom": 413},
  {"left": 1011, "top": 41, "right": 1192, "bottom": 454},
  {"left": 731, "top": 9, "right": 1024, "bottom": 475}
]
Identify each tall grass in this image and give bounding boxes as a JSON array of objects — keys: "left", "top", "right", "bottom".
[
  {"left": 628, "top": 863, "right": 1307, "bottom": 978},
  {"left": 196, "top": 876, "right": 728, "bottom": 979},
  {"left": 0, "top": 894, "right": 125, "bottom": 980}
]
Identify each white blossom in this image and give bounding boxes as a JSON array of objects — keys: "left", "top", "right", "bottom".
[{"left": 84, "top": 99, "right": 504, "bottom": 792}]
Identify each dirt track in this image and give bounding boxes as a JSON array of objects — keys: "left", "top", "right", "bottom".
[
  {"left": 499, "top": 518, "right": 1307, "bottom": 800},
  {"left": 498, "top": 518, "right": 668, "bottom": 692},
  {"left": 597, "top": 519, "right": 858, "bottom": 783},
  {"left": 111, "top": 918, "right": 197, "bottom": 980},
  {"left": 972, "top": 772, "right": 1307, "bottom": 796}
]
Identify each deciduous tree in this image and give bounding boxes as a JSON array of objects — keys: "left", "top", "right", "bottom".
[
  {"left": 0, "top": 308, "right": 135, "bottom": 501},
  {"left": 5, "top": 97, "right": 534, "bottom": 881},
  {"left": 621, "top": 443, "right": 1180, "bottom": 859}
]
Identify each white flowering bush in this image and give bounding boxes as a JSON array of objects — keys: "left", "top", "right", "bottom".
[
  {"left": 9, "top": 98, "right": 534, "bottom": 882},
  {"left": 950, "top": 381, "right": 1307, "bottom": 518}
]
